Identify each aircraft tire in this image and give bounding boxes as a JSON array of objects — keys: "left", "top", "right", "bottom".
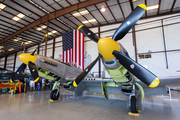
[
  {"left": 130, "top": 96, "right": 137, "bottom": 113},
  {"left": 50, "top": 89, "right": 60, "bottom": 100}
]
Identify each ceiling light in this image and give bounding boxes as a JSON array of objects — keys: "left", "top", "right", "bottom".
[
  {"left": 0, "top": 3, "right": 6, "bottom": 10},
  {"left": 28, "top": 41, "right": 32, "bottom": 43},
  {"left": 13, "top": 37, "right": 22, "bottom": 42},
  {"left": 36, "top": 28, "right": 42, "bottom": 31},
  {"left": 101, "top": 6, "right": 106, "bottom": 12},
  {"left": 89, "top": 19, "right": 96, "bottom": 22},
  {"left": 17, "top": 13, "right": 25, "bottom": 18},
  {"left": 48, "top": 32, "right": 52, "bottom": 35},
  {"left": 73, "top": 12, "right": 81, "bottom": 17},
  {"left": 52, "top": 30, "right": 57, "bottom": 33},
  {"left": 0, "top": 50, "right": 5, "bottom": 53},
  {"left": 13, "top": 39, "right": 19, "bottom": 42},
  {"left": 0, "top": 46, "right": 3, "bottom": 49},
  {"left": 8, "top": 48, "right": 14, "bottom": 51},
  {"left": 82, "top": 20, "right": 89, "bottom": 24},
  {"left": 12, "top": 16, "right": 20, "bottom": 21},
  {"left": 147, "top": 5, "right": 159, "bottom": 11},
  {"left": 80, "top": 10, "right": 89, "bottom": 15},
  {"left": 41, "top": 25, "right": 47, "bottom": 29},
  {"left": 132, "top": 0, "right": 140, "bottom": 2}
]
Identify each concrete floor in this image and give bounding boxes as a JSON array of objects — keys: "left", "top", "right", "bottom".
[{"left": 0, "top": 88, "right": 180, "bottom": 120}]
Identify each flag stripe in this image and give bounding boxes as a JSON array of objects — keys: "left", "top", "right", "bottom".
[{"left": 62, "top": 30, "right": 84, "bottom": 70}]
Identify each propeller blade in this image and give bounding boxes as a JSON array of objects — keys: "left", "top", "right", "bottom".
[
  {"left": 21, "top": 42, "right": 26, "bottom": 53},
  {"left": 10, "top": 63, "right": 26, "bottom": 83},
  {"left": 28, "top": 61, "right": 39, "bottom": 82},
  {"left": 31, "top": 34, "right": 48, "bottom": 55},
  {"left": 112, "top": 4, "right": 146, "bottom": 41},
  {"left": 112, "top": 50, "right": 159, "bottom": 88},
  {"left": 78, "top": 25, "right": 99, "bottom": 43},
  {"left": 73, "top": 54, "right": 102, "bottom": 87}
]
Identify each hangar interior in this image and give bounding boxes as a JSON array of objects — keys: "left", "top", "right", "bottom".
[{"left": 0, "top": 0, "right": 180, "bottom": 120}]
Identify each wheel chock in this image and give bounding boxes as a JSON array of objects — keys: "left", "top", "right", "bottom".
[
  {"left": 58, "top": 98, "right": 61, "bottom": 100},
  {"left": 49, "top": 99, "right": 54, "bottom": 102},
  {"left": 128, "top": 112, "right": 140, "bottom": 116}
]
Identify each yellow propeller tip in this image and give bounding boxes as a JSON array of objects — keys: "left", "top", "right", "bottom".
[
  {"left": 34, "top": 77, "right": 39, "bottom": 82},
  {"left": 149, "top": 77, "right": 160, "bottom": 88},
  {"left": 10, "top": 79, "right": 13, "bottom": 83},
  {"left": 78, "top": 25, "right": 84, "bottom": 30},
  {"left": 45, "top": 34, "right": 48, "bottom": 37},
  {"left": 138, "top": 4, "right": 146, "bottom": 10},
  {"left": 73, "top": 81, "right": 77, "bottom": 87},
  {"left": 21, "top": 42, "right": 24, "bottom": 46}
]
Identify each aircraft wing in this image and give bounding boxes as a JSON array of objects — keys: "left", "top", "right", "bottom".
[{"left": 65, "top": 76, "right": 180, "bottom": 96}]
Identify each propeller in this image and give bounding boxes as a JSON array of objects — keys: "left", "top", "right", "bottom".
[
  {"left": 78, "top": 25, "right": 99, "bottom": 43},
  {"left": 73, "top": 4, "right": 159, "bottom": 88},
  {"left": 112, "top": 4, "right": 146, "bottom": 41},
  {"left": 10, "top": 34, "right": 48, "bottom": 83},
  {"left": 112, "top": 51, "right": 159, "bottom": 87},
  {"left": 73, "top": 54, "right": 102, "bottom": 87}
]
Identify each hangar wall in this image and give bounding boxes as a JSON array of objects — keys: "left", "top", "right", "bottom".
[{"left": 1, "top": 13, "right": 180, "bottom": 78}]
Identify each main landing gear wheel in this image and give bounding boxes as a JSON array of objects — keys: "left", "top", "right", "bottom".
[
  {"left": 50, "top": 89, "right": 60, "bottom": 100},
  {"left": 130, "top": 96, "right": 137, "bottom": 113}
]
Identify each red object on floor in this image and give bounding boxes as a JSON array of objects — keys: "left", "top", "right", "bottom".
[
  {"left": 19, "top": 84, "right": 21, "bottom": 93},
  {"left": 176, "top": 70, "right": 180, "bottom": 72},
  {"left": 0, "top": 84, "right": 15, "bottom": 88}
]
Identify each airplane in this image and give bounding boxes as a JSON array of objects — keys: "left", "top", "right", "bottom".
[
  {"left": 10, "top": 4, "right": 180, "bottom": 115},
  {"left": 0, "top": 68, "right": 30, "bottom": 83}
]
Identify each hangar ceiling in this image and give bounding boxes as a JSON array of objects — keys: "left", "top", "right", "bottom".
[{"left": 0, "top": 0, "right": 180, "bottom": 58}]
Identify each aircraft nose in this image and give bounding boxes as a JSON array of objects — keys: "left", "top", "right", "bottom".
[
  {"left": 98, "top": 37, "right": 120, "bottom": 60},
  {"left": 19, "top": 53, "right": 36, "bottom": 65}
]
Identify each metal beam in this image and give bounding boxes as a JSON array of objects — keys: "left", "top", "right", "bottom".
[
  {"left": 1, "top": 0, "right": 108, "bottom": 44},
  {"left": 171, "top": 0, "right": 176, "bottom": 12}
]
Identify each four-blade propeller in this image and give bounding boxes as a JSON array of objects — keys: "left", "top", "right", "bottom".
[
  {"left": 10, "top": 34, "right": 48, "bottom": 83},
  {"left": 73, "top": 4, "right": 159, "bottom": 88}
]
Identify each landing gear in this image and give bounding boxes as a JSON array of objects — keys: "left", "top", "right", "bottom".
[
  {"left": 130, "top": 96, "right": 137, "bottom": 113},
  {"left": 50, "top": 89, "right": 60, "bottom": 100},
  {"left": 50, "top": 77, "right": 61, "bottom": 101}
]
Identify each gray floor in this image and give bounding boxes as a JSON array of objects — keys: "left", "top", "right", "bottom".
[{"left": 0, "top": 88, "right": 180, "bottom": 120}]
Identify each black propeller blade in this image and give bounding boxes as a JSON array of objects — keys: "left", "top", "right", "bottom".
[
  {"left": 112, "top": 4, "right": 146, "bottom": 41},
  {"left": 112, "top": 50, "right": 159, "bottom": 88},
  {"left": 78, "top": 25, "right": 99, "bottom": 43},
  {"left": 73, "top": 54, "right": 102, "bottom": 87},
  {"left": 31, "top": 34, "right": 47, "bottom": 55},
  {"left": 28, "top": 61, "right": 39, "bottom": 82},
  {"left": 10, "top": 63, "right": 26, "bottom": 83},
  {"left": 21, "top": 42, "right": 26, "bottom": 53}
]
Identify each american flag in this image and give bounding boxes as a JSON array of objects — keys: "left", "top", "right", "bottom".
[{"left": 62, "top": 30, "right": 84, "bottom": 70}]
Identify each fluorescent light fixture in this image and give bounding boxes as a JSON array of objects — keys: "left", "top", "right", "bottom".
[
  {"left": 0, "top": 46, "right": 3, "bottom": 49},
  {"left": 132, "top": 0, "right": 140, "bottom": 2},
  {"left": 41, "top": 25, "right": 47, "bottom": 29},
  {"left": 17, "top": 13, "right": 25, "bottom": 18},
  {"left": 82, "top": 20, "right": 89, "bottom": 24},
  {"left": 13, "top": 38, "right": 22, "bottom": 42},
  {"left": 36, "top": 28, "right": 42, "bottom": 31},
  {"left": 80, "top": 10, "right": 89, "bottom": 15},
  {"left": 89, "top": 19, "right": 96, "bottom": 22},
  {"left": 48, "top": 32, "right": 52, "bottom": 35},
  {"left": 13, "top": 39, "right": 19, "bottom": 42},
  {"left": 0, "top": 3, "right": 6, "bottom": 10},
  {"left": 73, "top": 10, "right": 89, "bottom": 17},
  {"left": 52, "top": 30, "right": 57, "bottom": 33},
  {"left": 147, "top": 4, "right": 159, "bottom": 11},
  {"left": 101, "top": 6, "right": 106, "bottom": 12},
  {"left": 73, "top": 12, "right": 81, "bottom": 17},
  {"left": 8, "top": 48, "right": 14, "bottom": 51},
  {"left": 12, "top": 16, "right": 20, "bottom": 21}
]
